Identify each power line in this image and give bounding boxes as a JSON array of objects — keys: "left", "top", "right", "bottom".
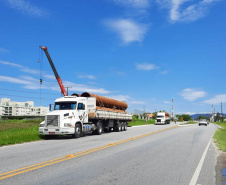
[
  {"left": 0, "top": 93, "right": 56, "bottom": 100},
  {"left": 0, "top": 88, "right": 60, "bottom": 95}
]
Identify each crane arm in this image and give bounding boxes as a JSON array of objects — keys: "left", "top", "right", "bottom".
[{"left": 39, "top": 46, "right": 68, "bottom": 96}]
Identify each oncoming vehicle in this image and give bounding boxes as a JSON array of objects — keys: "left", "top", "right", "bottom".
[{"left": 199, "top": 119, "right": 208, "bottom": 126}]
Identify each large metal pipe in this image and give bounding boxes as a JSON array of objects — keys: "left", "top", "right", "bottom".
[{"left": 81, "top": 92, "right": 128, "bottom": 111}]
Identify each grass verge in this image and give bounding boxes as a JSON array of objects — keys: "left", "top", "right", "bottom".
[
  {"left": 128, "top": 119, "right": 155, "bottom": 126},
  {"left": 213, "top": 122, "right": 226, "bottom": 152},
  {"left": 0, "top": 119, "right": 43, "bottom": 131},
  {"left": 0, "top": 126, "right": 42, "bottom": 147}
]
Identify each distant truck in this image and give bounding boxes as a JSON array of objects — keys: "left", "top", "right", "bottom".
[
  {"left": 39, "top": 92, "right": 132, "bottom": 138},
  {"left": 155, "top": 112, "right": 170, "bottom": 125}
]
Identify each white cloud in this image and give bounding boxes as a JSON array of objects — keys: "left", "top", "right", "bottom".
[
  {"left": 0, "top": 75, "right": 32, "bottom": 85},
  {"left": 5, "top": 0, "right": 46, "bottom": 16},
  {"left": 177, "top": 111, "right": 196, "bottom": 115},
  {"left": 180, "top": 88, "right": 207, "bottom": 101},
  {"left": 0, "top": 60, "right": 40, "bottom": 75},
  {"left": 136, "top": 63, "right": 158, "bottom": 71},
  {"left": 160, "top": 70, "right": 168, "bottom": 74},
  {"left": 203, "top": 94, "right": 226, "bottom": 104},
  {"left": 105, "top": 19, "right": 148, "bottom": 44},
  {"left": 108, "top": 95, "right": 145, "bottom": 105},
  {"left": 0, "top": 74, "right": 111, "bottom": 94},
  {"left": 108, "top": 95, "right": 131, "bottom": 102},
  {"left": 156, "top": 0, "right": 220, "bottom": 22},
  {"left": 43, "top": 74, "right": 55, "bottom": 80},
  {"left": 78, "top": 75, "right": 96, "bottom": 80},
  {"left": 0, "top": 60, "right": 23, "bottom": 68},
  {"left": 130, "top": 100, "right": 145, "bottom": 104},
  {"left": 164, "top": 100, "right": 171, "bottom": 104},
  {"left": 0, "top": 48, "right": 9, "bottom": 53},
  {"left": 113, "top": 0, "right": 149, "bottom": 8}
]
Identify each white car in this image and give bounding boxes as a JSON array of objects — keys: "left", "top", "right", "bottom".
[{"left": 199, "top": 120, "right": 208, "bottom": 126}]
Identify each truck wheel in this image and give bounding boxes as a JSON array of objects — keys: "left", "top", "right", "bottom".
[
  {"left": 96, "top": 121, "right": 103, "bottom": 135},
  {"left": 122, "top": 122, "right": 125, "bottom": 131},
  {"left": 119, "top": 122, "right": 122, "bottom": 131},
  {"left": 73, "top": 123, "right": 81, "bottom": 138},
  {"left": 113, "top": 123, "right": 120, "bottom": 132},
  {"left": 124, "top": 122, "right": 127, "bottom": 131}
]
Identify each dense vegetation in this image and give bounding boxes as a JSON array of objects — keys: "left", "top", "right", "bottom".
[
  {"left": 0, "top": 126, "right": 41, "bottom": 147},
  {"left": 0, "top": 119, "right": 44, "bottom": 131},
  {"left": 213, "top": 122, "right": 226, "bottom": 152},
  {"left": 128, "top": 115, "right": 155, "bottom": 126},
  {"left": 176, "top": 114, "right": 192, "bottom": 121}
]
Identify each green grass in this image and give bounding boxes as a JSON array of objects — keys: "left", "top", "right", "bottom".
[
  {"left": 213, "top": 122, "right": 226, "bottom": 152},
  {"left": 0, "top": 126, "right": 42, "bottom": 147},
  {"left": 128, "top": 118, "right": 155, "bottom": 126},
  {"left": 0, "top": 119, "right": 43, "bottom": 131}
]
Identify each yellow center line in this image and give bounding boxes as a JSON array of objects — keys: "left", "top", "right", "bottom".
[{"left": 0, "top": 125, "right": 178, "bottom": 180}]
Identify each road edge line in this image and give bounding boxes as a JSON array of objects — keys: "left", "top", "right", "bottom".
[{"left": 189, "top": 139, "right": 211, "bottom": 185}]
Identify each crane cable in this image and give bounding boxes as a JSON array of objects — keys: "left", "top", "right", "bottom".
[{"left": 38, "top": 47, "right": 43, "bottom": 106}]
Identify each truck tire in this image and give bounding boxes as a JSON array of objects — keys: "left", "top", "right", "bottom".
[
  {"left": 121, "top": 122, "right": 125, "bottom": 131},
  {"left": 124, "top": 122, "right": 127, "bottom": 131},
  {"left": 119, "top": 122, "right": 122, "bottom": 131},
  {"left": 95, "top": 121, "right": 103, "bottom": 135},
  {"left": 73, "top": 123, "right": 81, "bottom": 138},
  {"left": 113, "top": 123, "right": 120, "bottom": 132}
]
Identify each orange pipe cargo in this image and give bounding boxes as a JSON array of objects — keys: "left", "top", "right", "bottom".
[{"left": 81, "top": 92, "right": 128, "bottom": 111}]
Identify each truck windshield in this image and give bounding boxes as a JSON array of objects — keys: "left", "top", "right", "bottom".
[
  {"left": 54, "top": 102, "right": 77, "bottom": 110},
  {"left": 157, "top": 116, "right": 164, "bottom": 118}
]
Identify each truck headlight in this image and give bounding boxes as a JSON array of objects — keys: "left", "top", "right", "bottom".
[
  {"left": 39, "top": 121, "right": 45, "bottom": 127},
  {"left": 64, "top": 123, "right": 73, "bottom": 127}
]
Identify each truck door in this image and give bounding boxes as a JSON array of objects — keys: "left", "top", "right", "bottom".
[{"left": 77, "top": 102, "right": 88, "bottom": 123}]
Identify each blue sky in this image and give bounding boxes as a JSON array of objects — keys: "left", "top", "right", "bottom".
[{"left": 0, "top": 0, "right": 226, "bottom": 115}]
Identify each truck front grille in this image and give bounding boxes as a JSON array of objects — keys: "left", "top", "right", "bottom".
[
  {"left": 157, "top": 119, "right": 161, "bottom": 122},
  {"left": 46, "top": 115, "right": 59, "bottom": 127}
]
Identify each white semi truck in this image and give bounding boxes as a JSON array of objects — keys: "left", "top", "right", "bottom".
[
  {"left": 38, "top": 46, "right": 132, "bottom": 138},
  {"left": 39, "top": 92, "right": 132, "bottom": 138},
  {"left": 155, "top": 112, "right": 170, "bottom": 125}
]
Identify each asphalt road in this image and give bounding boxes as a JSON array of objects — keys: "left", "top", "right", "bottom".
[{"left": 0, "top": 122, "right": 219, "bottom": 185}]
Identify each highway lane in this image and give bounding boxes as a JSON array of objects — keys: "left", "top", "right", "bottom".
[{"left": 0, "top": 123, "right": 218, "bottom": 185}]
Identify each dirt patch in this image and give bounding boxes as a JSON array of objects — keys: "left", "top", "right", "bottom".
[{"left": 216, "top": 150, "right": 226, "bottom": 185}]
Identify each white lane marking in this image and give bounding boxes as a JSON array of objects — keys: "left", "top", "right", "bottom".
[{"left": 189, "top": 139, "right": 211, "bottom": 185}]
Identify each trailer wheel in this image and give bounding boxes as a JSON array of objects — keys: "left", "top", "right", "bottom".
[
  {"left": 124, "top": 122, "right": 127, "bottom": 131},
  {"left": 121, "top": 122, "right": 125, "bottom": 131},
  {"left": 96, "top": 121, "right": 103, "bottom": 135},
  {"left": 73, "top": 123, "right": 81, "bottom": 138},
  {"left": 114, "top": 123, "right": 120, "bottom": 132}
]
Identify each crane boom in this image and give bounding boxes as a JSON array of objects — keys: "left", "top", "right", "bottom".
[{"left": 39, "top": 46, "right": 67, "bottom": 96}]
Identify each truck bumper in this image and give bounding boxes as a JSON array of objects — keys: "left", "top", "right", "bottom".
[
  {"left": 39, "top": 127, "right": 75, "bottom": 135},
  {"left": 155, "top": 121, "right": 165, "bottom": 125}
]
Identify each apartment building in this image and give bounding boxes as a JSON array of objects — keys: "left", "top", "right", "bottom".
[{"left": 0, "top": 98, "right": 49, "bottom": 116}]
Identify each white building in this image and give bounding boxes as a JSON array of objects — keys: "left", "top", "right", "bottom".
[
  {"left": 0, "top": 105, "right": 4, "bottom": 117},
  {"left": 0, "top": 98, "right": 49, "bottom": 116}
]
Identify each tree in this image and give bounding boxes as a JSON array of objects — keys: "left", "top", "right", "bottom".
[
  {"left": 215, "top": 112, "right": 220, "bottom": 122},
  {"left": 176, "top": 114, "right": 192, "bottom": 121}
]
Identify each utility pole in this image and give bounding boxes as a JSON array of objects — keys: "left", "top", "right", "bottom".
[
  {"left": 221, "top": 102, "right": 223, "bottom": 122},
  {"left": 65, "top": 86, "right": 72, "bottom": 96},
  {"left": 143, "top": 106, "right": 146, "bottom": 118},
  {"left": 212, "top": 104, "right": 213, "bottom": 117},
  {"left": 172, "top": 98, "right": 174, "bottom": 119}
]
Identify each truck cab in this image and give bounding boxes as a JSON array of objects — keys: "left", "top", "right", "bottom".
[
  {"left": 39, "top": 96, "right": 92, "bottom": 136},
  {"left": 155, "top": 112, "right": 170, "bottom": 125}
]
